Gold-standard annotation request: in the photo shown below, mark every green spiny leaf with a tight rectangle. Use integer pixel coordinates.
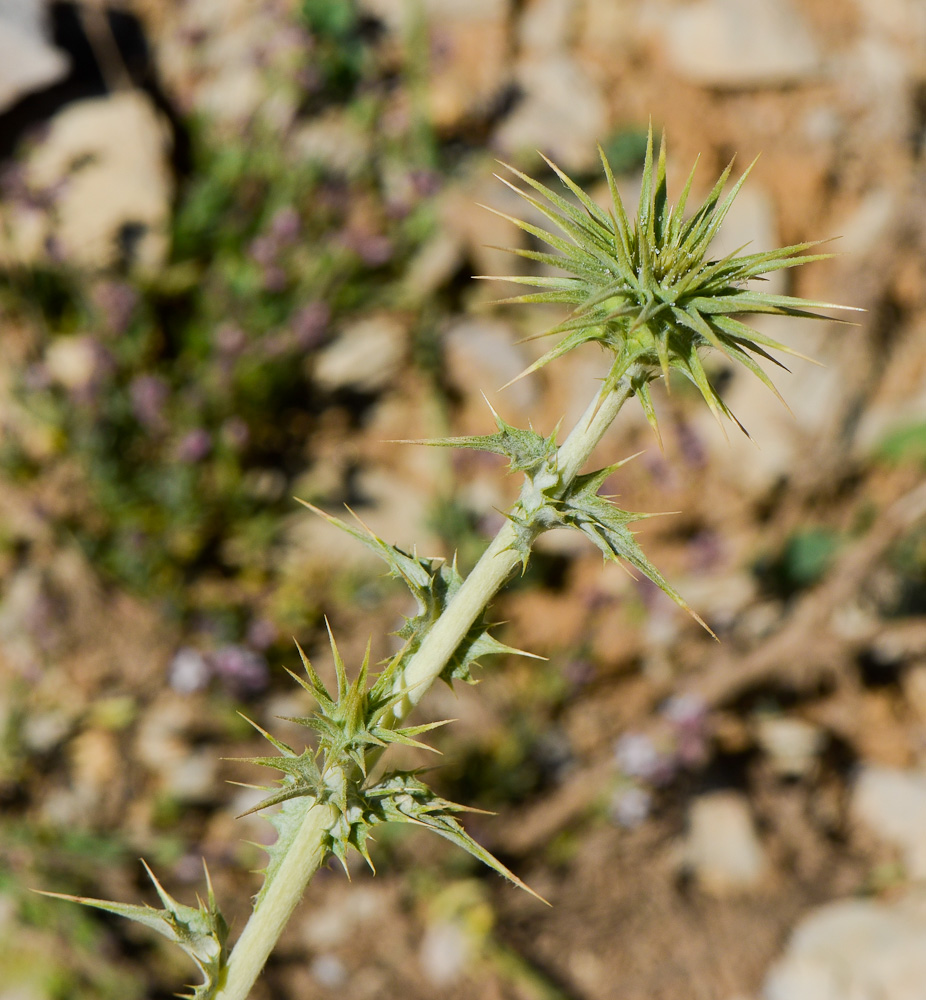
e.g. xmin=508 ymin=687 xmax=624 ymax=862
xmin=488 ymin=125 xmax=856 ymax=437
xmin=365 ymin=771 xmax=548 ymax=903
xmin=37 ymin=861 xmax=228 ymax=999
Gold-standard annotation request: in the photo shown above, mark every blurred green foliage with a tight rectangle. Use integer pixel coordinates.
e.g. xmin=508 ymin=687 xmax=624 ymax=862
xmin=755 ymin=528 xmax=842 ymax=598
xmin=875 ymin=422 xmax=926 ymax=466
xmin=0 ymin=107 xmax=438 ymax=635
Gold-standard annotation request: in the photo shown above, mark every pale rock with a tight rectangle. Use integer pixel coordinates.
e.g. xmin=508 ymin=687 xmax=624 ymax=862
xmin=423 ymin=0 xmax=507 ymax=15
xmin=21 ymin=710 xmax=71 ymax=754
xmin=0 ymin=567 xmax=46 ymax=673
xmin=754 ymin=715 xmax=826 ymax=779
xmin=663 ymin=0 xmax=821 ymax=89
xmin=696 ymin=315 xmax=844 ymax=492
xmin=292 ymin=111 xmax=373 ymax=178
xmin=851 ymin=0 xmax=926 ymax=50
xmin=20 ymin=91 xmax=173 ymax=271
xmin=400 ymin=230 xmax=464 ymax=305
xmin=313 ymin=315 xmax=407 ymax=392
xmin=419 ymin=919 xmax=472 ymax=985
xmin=517 ymin=0 xmax=575 ymax=53
xmin=493 ymin=54 xmax=608 ymax=174
xmin=425 ymin=13 xmax=509 ymax=128
xmin=360 ymin=0 xmax=507 ymax=35
xmin=310 ymin=955 xmax=348 ymax=988
xmin=834 ymin=38 xmax=911 ymax=145
xmin=902 ymin=666 xmax=926 ymax=727
xmin=672 ymin=571 xmax=758 ymax=632
xmin=852 ymin=765 xmax=926 ymax=878
xmin=682 ymin=790 xmax=768 ymax=895
xmin=442 ymin=317 xmax=538 ymax=417
xmin=0 ymin=0 xmax=68 ymax=113
xmin=577 ymin=0 xmax=636 ymax=62
xmin=155 ymin=0 xmax=300 ymax=125
xmin=133 ymin=696 xmax=218 ymax=803
xmin=351 ymin=465 xmax=441 ymax=555
xmin=44 ymin=337 xmax=99 ymax=391
xmin=833 ymin=188 xmax=897 ymax=259
xmin=763 ymin=893 xmax=926 ymax=1000
xmin=301 ymin=886 xmax=384 ymax=948
xmin=163 ymin=747 xmax=220 ymax=802
xmin=438 ymin=171 xmax=529 ymax=302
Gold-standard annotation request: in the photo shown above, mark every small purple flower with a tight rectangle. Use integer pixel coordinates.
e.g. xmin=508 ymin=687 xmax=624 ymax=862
xmin=269 ymin=206 xmax=301 ymax=245
xmin=675 ymin=419 xmax=708 ymax=467
xmin=246 ymin=617 xmax=277 ymax=651
xmin=130 ymin=374 xmax=170 ymax=431
xmin=610 ymin=786 xmax=653 ymax=829
xmin=662 ymin=693 xmax=707 ymax=730
xmin=262 ymin=265 xmax=288 ymax=292
xmin=221 ymin=416 xmax=250 ymax=451
xmin=291 ymin=301 xmax=330 ymax=350
xmin=409 ymin=169 xmax=442 ymax=199
xmin=215 ymin=323 xmax=247 ymax=356
xmin=614 ymin=732 xmax=675 ymax=785
xmin=176 ymin=428 xmax=212 ymax=463
xmin=93 ymin=281 xmax=139 ymax=336
xmin=249 ymin=235 xmax=278 ymax=268
xmin=22 ymin=363 xmax=51 ymax=391
xmin=210 ymin=644 xmax=269 ymax=697
xmin=662 ymin=694 xmax=710 ymax=768
xmin=168 ymin=647 xmax=211 ymax=693
xmin=338 ymin=228 xmax=393 ymax=267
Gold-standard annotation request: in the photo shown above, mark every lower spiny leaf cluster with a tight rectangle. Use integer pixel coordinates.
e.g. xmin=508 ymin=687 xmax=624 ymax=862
xmin=38 ymin=862 xmax=229 ymax=1000
xmin=239 ymin=624 xmax=537 ymax=897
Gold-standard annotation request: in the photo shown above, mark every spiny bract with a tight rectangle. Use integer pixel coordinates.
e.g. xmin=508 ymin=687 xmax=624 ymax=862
xmin=486 ymin=126 xmax=854 ymax=439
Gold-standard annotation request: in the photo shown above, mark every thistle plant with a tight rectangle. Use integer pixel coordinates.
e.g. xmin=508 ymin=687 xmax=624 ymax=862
xmin=43 ymin=129 xmax=852 ymax=999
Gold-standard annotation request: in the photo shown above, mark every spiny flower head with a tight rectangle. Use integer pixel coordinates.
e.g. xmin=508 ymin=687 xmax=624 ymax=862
xmin=486 ymin=127 xmax=855 ymax=438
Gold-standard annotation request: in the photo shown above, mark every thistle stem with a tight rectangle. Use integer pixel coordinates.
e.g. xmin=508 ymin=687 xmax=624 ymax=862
xmin=216 ymin=803 xmax=336 ymax=1000
xmin=217 ymin=363 xmax=640 ymax=1000
xmin=396 ymin=363 xmax=640 ymax=716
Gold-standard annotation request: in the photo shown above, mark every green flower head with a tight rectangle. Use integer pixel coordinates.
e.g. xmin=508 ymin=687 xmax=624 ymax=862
xmin=485 ymin=127 xmax=855 ymax=439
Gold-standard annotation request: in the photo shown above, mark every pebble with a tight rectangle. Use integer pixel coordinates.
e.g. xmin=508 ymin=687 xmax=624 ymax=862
xmin=310 ymin=954 xmax=348 ymax=988
xmin=313 ymin=315 xmax=407 ymax=393
xmin=493 ymin=54 xmax=607 ymax=173
xmin=0 ymin=0 xmax=68 ymax=113
xmin=763 ymin=892 xmax=926 ymax=1000
xmin=418 ymin=919 xmax=471 ymax=986
xmin=442 ymin=317 xmax=537 ymax=419
xmin=755 ymin=715 xmax=826 ymax=779
xmin=20 ymin=91 xmax=173 ymax=270
xmin=301 ymin=886 xmax=384 ymax=949
xmin=517 ymin=0 xmax=575 ymax=53
xmin=681 ymin=791 xmax=768 ymax=895
xmin=662 ymin=0 xmax=821 ymax=89
xmin=851 ymin=765 xmax=926 ymax=878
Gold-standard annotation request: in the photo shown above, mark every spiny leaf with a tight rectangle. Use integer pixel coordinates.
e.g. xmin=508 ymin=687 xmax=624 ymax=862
xmin=489 ymin=125 xmax=855 ymax=437
xmin=365 ymin=771 xmax=549 ymax=904
xmin=553 ymin=464 xmax=716 ymax=638
xmin=37 ymin=861 xmax=228 ymax=1000
xmin=398 ymin=400 xmax=559 ymax=474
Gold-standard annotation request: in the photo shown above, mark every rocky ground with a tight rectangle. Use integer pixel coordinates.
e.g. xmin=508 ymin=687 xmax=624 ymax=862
xmin=1 ymin=1 xmax=926 ymax=998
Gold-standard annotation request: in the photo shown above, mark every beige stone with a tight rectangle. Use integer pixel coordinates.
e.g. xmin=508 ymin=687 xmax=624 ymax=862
xmin=493 ymin=54 xmax=608 ymax=173
xmin=0 ymin=0 xmax=68 ymax=113
xmin=18 ymin=91 xmax=173 ymax=271
xmin=662 ymin=0 xmax=820 ymax=89
xmin=682 ymin=790 xmax=768 ymax=895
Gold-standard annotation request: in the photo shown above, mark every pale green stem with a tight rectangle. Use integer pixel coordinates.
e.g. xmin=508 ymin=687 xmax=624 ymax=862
xmin=216 ymin=804 xmax=335 ymax=1000
xmin=216 ymin=363 xmax=641 ymax=1000
xmin=395 ymin=363 xmax=640 ymax=716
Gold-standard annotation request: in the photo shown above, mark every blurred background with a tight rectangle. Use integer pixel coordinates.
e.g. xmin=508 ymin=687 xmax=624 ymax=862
xmin=1 ymin=0 xmax=925 ymax=997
